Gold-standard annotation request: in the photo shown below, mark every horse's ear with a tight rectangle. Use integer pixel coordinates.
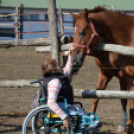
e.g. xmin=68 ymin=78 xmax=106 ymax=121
xmin=70 ymin=36 xmax=73 ymax=40
xmin=68 ymin=36 xmax=74 ymax=43
xmin=69 ymin=12 xmax=79 ymax=20
xmin=70 ymin=36 xmax=74 ymax=42
xmin=83 ymin=8 xmax=88 ymax=19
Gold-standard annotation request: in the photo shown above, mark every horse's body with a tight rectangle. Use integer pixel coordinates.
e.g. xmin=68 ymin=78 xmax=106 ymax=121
xmin=69 ymin=7 xmax=134 ymax=134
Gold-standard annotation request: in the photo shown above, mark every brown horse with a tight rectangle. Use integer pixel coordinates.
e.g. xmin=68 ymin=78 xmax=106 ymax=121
xmin=69 ymin=6 xmax=134 ymax=134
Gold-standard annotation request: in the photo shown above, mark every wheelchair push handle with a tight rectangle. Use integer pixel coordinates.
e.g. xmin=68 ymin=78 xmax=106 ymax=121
xmin=30 ymin=78 xmax=45 ymax=99
xmin=30 ymin=78 xmax=44 ymax=84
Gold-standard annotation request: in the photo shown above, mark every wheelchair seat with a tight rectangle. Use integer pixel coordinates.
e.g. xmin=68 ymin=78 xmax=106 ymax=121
xmin=46 ymin=113 xmax=60 ymax=118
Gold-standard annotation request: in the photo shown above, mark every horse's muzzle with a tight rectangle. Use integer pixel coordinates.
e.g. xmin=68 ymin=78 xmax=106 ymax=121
xmin=71 ymin=55 xmax=84 ymax=66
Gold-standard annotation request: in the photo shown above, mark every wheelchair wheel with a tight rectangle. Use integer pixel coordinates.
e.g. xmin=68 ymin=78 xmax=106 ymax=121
xmin=22 ymin=105 xmax=73 ymax=134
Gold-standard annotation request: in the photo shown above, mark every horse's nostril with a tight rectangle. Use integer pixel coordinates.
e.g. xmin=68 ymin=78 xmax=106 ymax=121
xmin=72 ymin=58 xmax=77 ymax=65
xmin=73 ymin=59 xmax=76 ymax=64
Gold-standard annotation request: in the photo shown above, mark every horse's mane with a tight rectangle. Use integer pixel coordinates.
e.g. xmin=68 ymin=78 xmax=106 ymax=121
xmin=88 ymin=6 xmax=109 ymax=13
xmin=88 ymin=6 xmax=126 ymax=16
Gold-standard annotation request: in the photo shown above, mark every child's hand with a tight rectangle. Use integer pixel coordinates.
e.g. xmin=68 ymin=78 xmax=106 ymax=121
xmin=63 ymin=117 xmax=70 ymax=128
xmin=69 ymin=45 xmax=75 ymax=54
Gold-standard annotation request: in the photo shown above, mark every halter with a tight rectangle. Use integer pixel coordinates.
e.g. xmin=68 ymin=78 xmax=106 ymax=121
xmin=73 ymin=18 xmax=100 ymax=54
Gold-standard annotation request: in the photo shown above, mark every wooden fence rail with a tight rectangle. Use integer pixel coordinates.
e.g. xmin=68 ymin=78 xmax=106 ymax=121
xmin=0 ymin=14 xmax=15 ymax=17
xmin=82 ymin=90 xmax=134 ymax=99
xmin=0 ymin=79 xmax=134 ymax=99
xmin=0 ymin=37 xmax=51 ymax=46
xmin=0 ymin=24 xmax=14 ymax=26
xmin=36 ymin=43 xmax=134 ymax=56
xmin=0 ymin=36 xmax=68 ymax=46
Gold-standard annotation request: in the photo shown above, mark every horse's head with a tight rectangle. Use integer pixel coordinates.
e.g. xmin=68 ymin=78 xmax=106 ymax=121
xmin=69 ymin=9 xmax=100 ymax=66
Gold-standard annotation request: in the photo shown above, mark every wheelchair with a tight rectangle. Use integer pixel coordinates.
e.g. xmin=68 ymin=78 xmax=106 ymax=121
xmin=22 ymin=78 xmax=102 ymax=134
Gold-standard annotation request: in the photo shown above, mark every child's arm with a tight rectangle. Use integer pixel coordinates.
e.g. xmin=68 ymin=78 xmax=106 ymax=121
xmin=47 ymin=78 xmax=68 ymax=120
xmin=63 ymin=55 xmax=73 ymax=77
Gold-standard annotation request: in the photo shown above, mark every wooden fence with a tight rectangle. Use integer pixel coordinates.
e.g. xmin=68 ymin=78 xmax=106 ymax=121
xmin=36 ymin=43 xmax=134 ymax=56
xmin=1 ymin=1 xmax=134 ymax=91
xmin=0 ymin=6 xmax=24 ymax=39
xmin=0 ymin=6 xmax=73 ymax=46
xmin=1 ymin=79 xmax=134 ymax=99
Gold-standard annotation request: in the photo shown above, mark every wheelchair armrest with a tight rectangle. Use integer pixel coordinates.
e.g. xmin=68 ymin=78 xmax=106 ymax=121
xmin=67 ymin=106 xmax=78 ymax=120
xmin=73 ymin=102 xmax=83 ymax=108
xmin=39 ymin=98 xmax=47 ymax=105
xmin=57 ymin=96 xmax=68 ymax=109
xmin=67 ymin=105 xmax=77 ymax=112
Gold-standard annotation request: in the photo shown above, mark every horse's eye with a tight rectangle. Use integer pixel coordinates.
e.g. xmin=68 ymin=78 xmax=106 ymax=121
xmin=79 ymin=31 xmax=86 ymax=36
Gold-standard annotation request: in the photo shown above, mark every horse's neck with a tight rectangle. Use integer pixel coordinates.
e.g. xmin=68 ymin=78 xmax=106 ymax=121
xmin=90 ymin=12 xmax=134 ymax=46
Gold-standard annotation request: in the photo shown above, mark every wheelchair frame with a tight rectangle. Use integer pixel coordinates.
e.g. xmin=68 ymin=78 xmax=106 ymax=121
xmin=22 ymin=78 xmax=101 ymax=134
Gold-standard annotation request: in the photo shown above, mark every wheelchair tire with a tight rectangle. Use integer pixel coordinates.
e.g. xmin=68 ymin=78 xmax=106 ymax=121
xmin=22 ymin=105 xmax=73 ymax=134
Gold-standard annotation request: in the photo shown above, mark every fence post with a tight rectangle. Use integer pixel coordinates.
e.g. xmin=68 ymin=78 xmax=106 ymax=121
xmin=113 ymin=5 xmax=115 ymax=12
xmin=15 ymin=7 xmax=18 ymax=40
xmin=47 ymin=0 xmax=60 ymax=64
xmin=58 ymin=7 xmax=64 ymax=36
xmin=20 ymin=4 xmax=24 ymax=39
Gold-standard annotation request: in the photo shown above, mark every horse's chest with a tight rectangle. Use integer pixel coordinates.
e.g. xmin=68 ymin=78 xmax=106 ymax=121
xmin=125 ymin=57 xmax=134 ymax=77
xmin=109 ymin=53 xmax=121 ymax=67
xmin=102 ymin=68 xmax=119 ymax=76
xmin=95 ymin=53 xmax=121 ymax=76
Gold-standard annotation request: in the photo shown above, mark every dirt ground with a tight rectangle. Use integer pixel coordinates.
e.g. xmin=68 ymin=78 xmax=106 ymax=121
xmin=0 ymin=46 xmax=128 ymax=134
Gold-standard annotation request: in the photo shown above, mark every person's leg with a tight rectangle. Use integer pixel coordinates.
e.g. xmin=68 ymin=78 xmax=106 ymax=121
xmin=72 ymin=104 xmax=100 ymax=128
xmin=58 ymin=102 xmax=101 ymax=132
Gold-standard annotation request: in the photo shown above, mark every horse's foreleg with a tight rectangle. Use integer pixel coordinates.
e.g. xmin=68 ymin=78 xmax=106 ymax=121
xmin=90 ymin=72 xmax=113 ymax=116
xmin=127 ymin=99 xmax=134 ymax=134
xmin=117 ymin=103 xmax=128 ymax=132
xmin=117 ymin=71 xmax=128 ymax=132
xmin=125 ymin=75 xmax=134 ymax=134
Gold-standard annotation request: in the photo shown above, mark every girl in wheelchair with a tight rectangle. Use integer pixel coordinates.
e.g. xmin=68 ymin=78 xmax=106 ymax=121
xmin=39 ymin=45 xmax=101 ymax=133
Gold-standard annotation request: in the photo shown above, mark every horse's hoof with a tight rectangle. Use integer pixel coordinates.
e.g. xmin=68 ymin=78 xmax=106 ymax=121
xmin=117 ymin=126 xmax=126 ymax=133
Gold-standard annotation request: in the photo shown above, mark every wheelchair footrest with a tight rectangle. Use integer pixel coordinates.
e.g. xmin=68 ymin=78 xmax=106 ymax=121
xmin=96 ymin=122 xmax=102 ymax=128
